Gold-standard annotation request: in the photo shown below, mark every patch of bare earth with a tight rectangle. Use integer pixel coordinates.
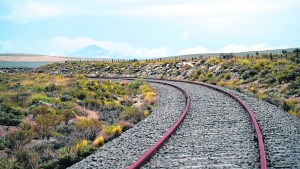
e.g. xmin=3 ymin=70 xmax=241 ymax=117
xmin=69 ymin=104 xmax=100 ymax=123
xmin=132 ymin=94 xmax=143 ymax=108
xmin=21 ymin=114 xmax=37 ymax=126
xmin=0 ymin=125 xmax=18 ymax=137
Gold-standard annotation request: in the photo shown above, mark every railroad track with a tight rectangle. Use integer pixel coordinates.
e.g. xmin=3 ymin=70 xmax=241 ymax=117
xmin=69 ymin=78 xmax=188 ymax=169
xmin=70 ymin=77 xmax=300 ymax=169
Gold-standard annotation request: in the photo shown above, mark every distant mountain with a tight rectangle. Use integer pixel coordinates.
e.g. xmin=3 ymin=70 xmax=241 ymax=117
xmin=72 ymin=45 xmax=119 ymax=58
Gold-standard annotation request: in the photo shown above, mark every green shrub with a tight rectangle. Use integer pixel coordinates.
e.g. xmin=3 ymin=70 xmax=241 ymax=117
xmin=60 ymin=94 xmax=72 ymax=102
xmin=128 ymin=80 xmax=143 ymax=91
xmin=104 ymin=100 xmax=120 ymax=110
xmin=121 ymin=107 xmax=143 ymax=123
xmin=76 ymin=119 xmax=102 ymax=139
xmin=6 ymin=128 xmax=34 ymax=149
xmin=59 ymin=109 xmax=76 ymax=123
xmin=33 ymin=85 xmax=44 ymax=92
xmin=0 ymin=111 xmax=21 ymax=126
xmin=30 ymin=105 xmax=56 ymax=117
xmin=28 ymin=93 xmax=54 ymax=105
xmin=241 ymin=70 xmax=256 ymax=80
xmin=82 ymin=98 xmax=102 ymax=110
xmin=224 ymin=73 xmax=231 ymax=80
xmin=35 ymin=112 xmax=62 ymax=138
xmin=14 ymin=150 xmax=39 ymax=169
xmin=75 ymin=139 xmax=95 ymax=157
xmin=75 ymin=139 xmax=88 ymax=151
xmin=139 ymin=84 xmax=153 ymax=94
xmin=0 ymin=138 xmax=9 ymax=150
xmin=121 ymin=95 xmax=133 ymax=106
xmin=42 ymin=159 xmax=60 ymax=169
xmin=10 ymin=92 xmax=31 ymax=107
xmin=0 ymin=102 xmax=22 ymax=116
xmin=0 ymin=158 xmax=17 ymax=169
xmin=57 ymin=146 xmax=77 ymax=167
xmin=72 ymin=90 xmax=87 ymax=100
xmin=104 ymin=125 xmax=122 ymax=136
xmin=285 ymin=98 xmax=297 ymax=110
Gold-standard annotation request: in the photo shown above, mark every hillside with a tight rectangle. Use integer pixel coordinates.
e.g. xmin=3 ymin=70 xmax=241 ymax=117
xmin=37 ymin=53 xmax=300 ymax=118
xmin=0 ymin=73 xmax=156 ymax=168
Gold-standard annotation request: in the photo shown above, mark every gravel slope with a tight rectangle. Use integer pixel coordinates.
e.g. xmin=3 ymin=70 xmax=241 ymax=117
xmin=69 ymin=82 xmax=186 ymax=169
xmin=144 ymin=80 xmax=260 ymax=168
xmin=224 ymin=88 xmax=300 ymax=168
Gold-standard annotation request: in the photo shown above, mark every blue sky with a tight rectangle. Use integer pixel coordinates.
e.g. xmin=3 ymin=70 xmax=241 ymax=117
xmin=0 ymin=0 xmax=299 ymax=59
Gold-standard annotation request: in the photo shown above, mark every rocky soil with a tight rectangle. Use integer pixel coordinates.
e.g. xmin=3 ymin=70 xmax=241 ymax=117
xmin=69 ymin=81 xmax=186 ymax=168
xmin=144 ymin=80 xmax=260 ymax=168
xmin=224 ymin=87 xmax=300 ymax=168
xmin=70 ymin=79 xmax=300 ymax=168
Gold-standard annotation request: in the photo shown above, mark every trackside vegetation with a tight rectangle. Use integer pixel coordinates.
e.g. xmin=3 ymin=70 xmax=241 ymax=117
xmin=35 ymin=51 xmax=300 ymax=117
xmin=0 ymin=73 xmax=156 ymax=168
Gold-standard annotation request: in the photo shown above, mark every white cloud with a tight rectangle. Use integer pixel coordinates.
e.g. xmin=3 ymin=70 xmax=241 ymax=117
xmin=181 ymin=32 xmax=190 ymax=40
xmin=177 ymin=46 xmax=209 ymax=55
xmin=48 ymin=36 xmax=169 ymax=58
xmin=2 ymin=2 xmax=73 ymax=23
xmin=114 ymin=0 xmax=296 ymax=18
xmin=218 ymin=44 xmax=289 ymax=53
xmin=102 ymin=0 xmax=300 ymax=28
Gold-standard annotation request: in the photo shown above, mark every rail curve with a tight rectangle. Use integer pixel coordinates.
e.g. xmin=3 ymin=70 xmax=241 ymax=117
xmin=96 ymin=77 xmax=267 ymax=169
xmin=97 ymin=77 xmax=191 ymax=168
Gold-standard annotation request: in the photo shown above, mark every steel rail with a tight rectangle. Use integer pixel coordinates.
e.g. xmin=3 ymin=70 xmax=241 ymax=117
xmin=162 ymin=79 xmax=267 ymax=169
xmin=94 ymin=77 xmax=267 ymax=169
xmin=95 ymin=77 xmax=191 ymax=169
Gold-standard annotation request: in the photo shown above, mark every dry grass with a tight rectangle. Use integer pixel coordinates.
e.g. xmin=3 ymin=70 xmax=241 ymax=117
xmin=92 ymin=136 xmax=104 ymax=147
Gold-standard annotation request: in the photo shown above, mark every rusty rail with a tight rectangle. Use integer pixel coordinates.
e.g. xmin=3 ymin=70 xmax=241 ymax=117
xmin=94 ymin=77 xmax=267 ymax=169
xmin=96 ymin=77 xmax=191 ymax=169
xmin=167 ymin=79 xmax=267 ymax=169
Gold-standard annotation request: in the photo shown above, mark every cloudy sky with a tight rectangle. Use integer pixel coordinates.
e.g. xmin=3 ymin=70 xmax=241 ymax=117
xmin=0 ymin=0 xmax=299 ymax=58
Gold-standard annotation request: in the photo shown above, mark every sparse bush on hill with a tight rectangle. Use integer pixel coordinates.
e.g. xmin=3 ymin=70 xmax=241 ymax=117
xmin=0 ymin=73 xmax=156 ymax=168
xmin=121 ymin=106 xmax=143 ymax=124
xmin=76 ymin=118 xmax=102 ymax=140
xmin=36 ymin=55 xmax=299 ymax=117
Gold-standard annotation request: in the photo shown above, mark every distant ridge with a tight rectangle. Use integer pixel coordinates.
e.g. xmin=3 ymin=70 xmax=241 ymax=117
xmin=157 ymin=47 xmax=299 ymax=60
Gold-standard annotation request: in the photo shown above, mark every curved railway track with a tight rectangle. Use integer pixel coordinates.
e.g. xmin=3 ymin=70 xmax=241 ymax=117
xmin=70 ymin=77 xmax=270 ymax=169
xmin=69 ymin=78 xmax=188 ymax=169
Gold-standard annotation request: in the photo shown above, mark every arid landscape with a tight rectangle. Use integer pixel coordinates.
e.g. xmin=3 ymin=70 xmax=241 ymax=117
xmin=0 ymin=0 xmax=299 ymax=168
xmin=0 ymin=73 xmax=156 ymax=168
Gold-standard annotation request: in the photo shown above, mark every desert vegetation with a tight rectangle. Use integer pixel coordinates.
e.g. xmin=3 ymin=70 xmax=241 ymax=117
xmin=35 ymin=50 xmax=300 ymax=117
xmin=0 ymin=73 xmax=156 ymax=168
xmin=193 ymin=58 xmax=300 ymax=117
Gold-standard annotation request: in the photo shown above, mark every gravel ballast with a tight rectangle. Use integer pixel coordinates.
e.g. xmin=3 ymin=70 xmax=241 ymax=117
xmin=144 ymin=80 xmax=260 ymax=168
xmin=223 ymin=87 xmax=300 ymax=168
xmin=70 ymin=79 xmax=299 ymax=169
xmin=69 ymin=82 xmax=186 ymax=169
